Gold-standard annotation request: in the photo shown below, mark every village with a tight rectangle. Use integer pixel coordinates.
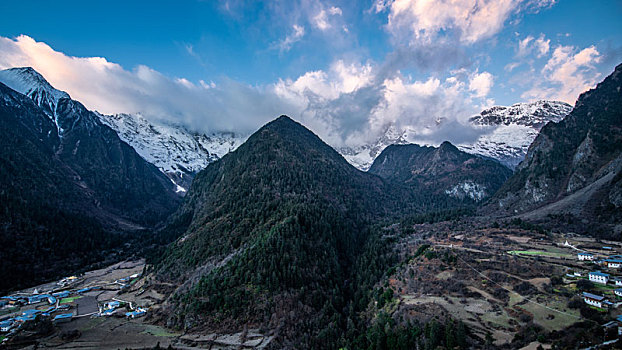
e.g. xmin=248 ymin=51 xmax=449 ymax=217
xmin=0 ymin=260 xmax=156 ymax=347
xmin=2 ymin=224 xmax=622 ymax=349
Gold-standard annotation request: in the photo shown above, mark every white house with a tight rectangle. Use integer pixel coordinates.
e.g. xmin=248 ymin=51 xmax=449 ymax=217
xmin=615 ymin=289 xmax=622 ymax=298
xmin=613 ymin=278 xmax=622 ymax=286
xmin=578 ymin=252 xmax=595 ymax=261
xmin=589 ymin=271 xmax=610 ymax=284
xmin=606 ymin=259 xmax=622 ymax=269
xmin=583 ymin=292 xmax=606 ymax=308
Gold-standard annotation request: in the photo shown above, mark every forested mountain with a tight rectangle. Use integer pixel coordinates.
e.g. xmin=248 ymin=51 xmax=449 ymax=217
xmin=369 ymin=142 xmax=512 ymax=202
xmin=153 ymin=116 xmax=476 ymax=348
xmin=0 ymin=69 xmax=181 ymax=293
xmin=491 ymin=64 xmax=622 ymax=232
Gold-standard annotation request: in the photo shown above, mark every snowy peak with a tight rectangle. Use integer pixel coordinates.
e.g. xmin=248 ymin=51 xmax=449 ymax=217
xmin=469 ymin=100 xmax=572 ymax=128
xmin=99 ymin=112 xmax=247 ymax=192
xmin=457 ymin=100 xmax=572 ymax=169
xmin=0 ymin=67 xmax=70 ymax=116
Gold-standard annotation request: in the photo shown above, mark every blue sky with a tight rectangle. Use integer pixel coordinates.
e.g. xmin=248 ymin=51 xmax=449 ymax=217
xmin=0 ymin=0 xmax=620 ymax=146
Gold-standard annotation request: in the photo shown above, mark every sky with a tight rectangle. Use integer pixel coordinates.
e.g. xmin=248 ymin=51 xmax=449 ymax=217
xmin=0 ymin=0 xmax=620 ymax=148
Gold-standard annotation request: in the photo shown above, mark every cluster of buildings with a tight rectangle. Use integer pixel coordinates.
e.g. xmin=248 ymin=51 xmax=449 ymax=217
xmin=97 ymin=299 xmax=146 ymax=319
xmin=1 ymin=271 xmax=146 ymax=344
xmin=576 ymin=251 xmax=622 ymax=310
xmin=0 ymin=290 xmax=77 ymax=337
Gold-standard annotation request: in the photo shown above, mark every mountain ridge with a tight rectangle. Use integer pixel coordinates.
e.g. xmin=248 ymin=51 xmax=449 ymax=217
xmin=369 ymin=141 xmax=512 ymax=202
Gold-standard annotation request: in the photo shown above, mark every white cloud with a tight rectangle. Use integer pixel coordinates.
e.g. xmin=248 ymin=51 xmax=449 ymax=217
xmin=534 ymin=35 xmax=550 ymax=57
xmin=275 ymin=61 xmax=489 ymax=147
xmin=312 ymin=6 xmax=342 ymax=31
xmin=468 ymin=71 xmax=494 ymax=97
xmin=371 ymin=0 xmax=557 ymax=72
xmin=375 ymin=0 xmax=524 ymax=45
xmin=518 ymin=35 xmax=534 ymax=56
xmin=0 ymin=35 xmax=490 ymax=151
xmin=504 ymin=62 xmax=521 ymax=72
xmin=328 ymin=6 xmax=342 ymax=15
xmin=522 ymin=44 xmax=602 ymax=103
xmin=517 ymin=33 xmax=549 ymax=58
xmin=0 ymin=35 xmax=289 ymax=133
xmin=277 ymin=24 xmax=305 ymax=52
xmin=274 ymin=60 xmax=374 ymax=109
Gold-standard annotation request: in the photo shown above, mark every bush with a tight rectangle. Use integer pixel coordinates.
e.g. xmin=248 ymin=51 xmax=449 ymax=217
xmin=576 ymin=279 xmax=593 ymax=291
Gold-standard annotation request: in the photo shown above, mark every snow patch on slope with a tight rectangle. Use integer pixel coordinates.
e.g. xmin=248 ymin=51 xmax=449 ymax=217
xmin=457 ymin=100 xmax=572 ymax=169
xmin=445 ymin=182 xmax=487 ymax=202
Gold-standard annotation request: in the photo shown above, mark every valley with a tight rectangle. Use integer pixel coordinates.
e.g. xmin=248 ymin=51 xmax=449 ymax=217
xmin=2 ymin=218 xmax=622 ymax=349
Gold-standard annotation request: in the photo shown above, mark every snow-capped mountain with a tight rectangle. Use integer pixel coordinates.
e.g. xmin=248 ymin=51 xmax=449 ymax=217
xmin=457 ymin=100 xmax=572 ymax=169
xmin=339 ymin=100 xmax=572 ymax=171
xmin=0 ymin=67 xmax=572 ymax=183
xmin=98 ymin=113 xmax=246 ymax=192
xmin=0 ymin=66 xmax=246 ymax=193
xmin=0 ymin=67 xmax=180 ymax=227
xmin=338 ymin=125 xmax=411 ymax=171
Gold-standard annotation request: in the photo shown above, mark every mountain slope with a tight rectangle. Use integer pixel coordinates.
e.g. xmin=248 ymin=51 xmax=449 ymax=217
xmin=98 ymin=112 xmax=246 ymax=192
xmin=0 ymin=82 xmax=122 ymax=293
xmin=490 ymin=64 xmax=622 ymax=231
xmin=369 ymin=141 xmax=512 ymax=202
xmin=0 ymin=67 xmax=70 ymax=117
xmin=0 ymin=68 xmax=182 ymax=293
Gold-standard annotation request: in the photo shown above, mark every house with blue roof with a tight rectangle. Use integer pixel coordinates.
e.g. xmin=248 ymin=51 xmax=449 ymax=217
xmin=589 ymin=271 xmax=610 ymax=284
xmin=125 ymin=308 xmax=146 ymax=319
xmin=27 ymin=294 xmax=48 ymax=304
xmin=22 ymin=309 xmax=40 ymax=316
xmin=52 ymin=291 xmax=70 ymax=298
xmin=605 ymin=259 xmax=622 ymax=269
xmin=52 ymin=313 xmax=73 ymax=324
xmin=583 ymin=292 xmax=607 ymax=308
xmin=101 ymin=309 xmax=116 ymax=317
xmin=106 ymin=301 xmax=120 ymax=310
xmin=615 ymin=289 xmax=622 ymax=298
xmin=0 ymin=320 xmax=13 ymax=332
xmin=15 ymin=314 xmax=36 ymax=322
xmin=3 ymin=296 xmax=25 ymax=306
